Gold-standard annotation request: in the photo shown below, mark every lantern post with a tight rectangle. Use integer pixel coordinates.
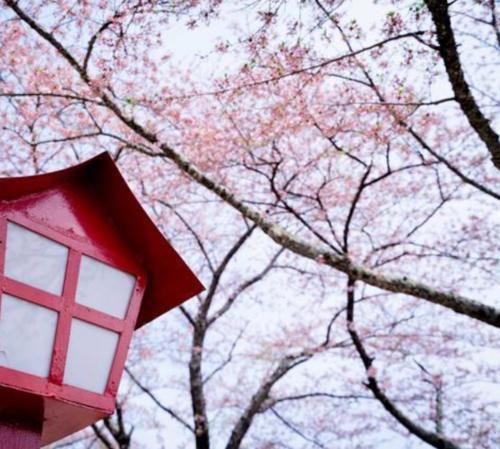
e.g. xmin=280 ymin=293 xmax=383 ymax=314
xmin=0 ymin=153 xmax=203 ymax=448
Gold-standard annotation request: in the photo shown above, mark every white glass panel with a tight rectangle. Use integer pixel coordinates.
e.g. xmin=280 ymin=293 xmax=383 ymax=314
xmin=76 ymin=255 xmax=135 ymax=319
xmin=63 ymin=319 xmax=119 ymax=394
xmin=0 ymin=294 xmax=58 ymax=377
xmin=5 ymin=222 xmax=68 ymax=295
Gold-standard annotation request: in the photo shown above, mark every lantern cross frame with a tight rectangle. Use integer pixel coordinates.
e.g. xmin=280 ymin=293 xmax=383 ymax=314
xmin=0 ymin=212 xmax=147 ymax=410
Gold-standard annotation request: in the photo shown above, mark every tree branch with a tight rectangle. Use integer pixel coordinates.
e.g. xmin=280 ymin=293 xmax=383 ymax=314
xmin=91 ymin=424 xmax=114 ymax=449
xmin=225 ymin=353 xmax=311 ymax=449
xmin=269 ymin=407 xmax=327 ymax=449
xmin=124 ymin=367 xmax=194 ymax=433
xmin=345 ymin=278 xmax=462 ymax=449
xmin=425 ymin=0 xmax=500 ymax=169
xmin=8 ymin=0 xmax=500 ymax=329
xmin=208 ymin=249 xmax=284 ymax=325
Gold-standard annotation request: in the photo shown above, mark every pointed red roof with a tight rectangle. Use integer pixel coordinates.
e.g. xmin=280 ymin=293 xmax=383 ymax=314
xmin=0 ymin=152 xmax=203 ymax=328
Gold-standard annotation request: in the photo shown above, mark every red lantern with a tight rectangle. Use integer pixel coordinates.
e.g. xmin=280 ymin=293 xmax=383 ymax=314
xmin=0 ymin=153 xmax=203 ymax=448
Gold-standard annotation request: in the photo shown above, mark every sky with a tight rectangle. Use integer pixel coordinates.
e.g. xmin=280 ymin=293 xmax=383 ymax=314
xmin=64 ymin=2 xmax=499 ymax=448
xmin=0 ymin=1 xmax=495 ymax=447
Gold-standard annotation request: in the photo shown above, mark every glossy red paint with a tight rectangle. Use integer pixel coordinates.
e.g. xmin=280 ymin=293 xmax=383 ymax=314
xmin=0 ymin=388 xmax=43 ymax=449
xmin=0 ymin=153 xmax=203 ymax=446
xmin=0 ymin=420 xmax=42 ymax=449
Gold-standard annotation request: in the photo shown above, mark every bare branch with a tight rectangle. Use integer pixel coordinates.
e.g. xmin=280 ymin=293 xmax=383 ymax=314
xmin=225 ymin=354 xmax=311 ymax=449
xmin=0 ymin=92 xmax=104 ymax=105
xmin=208 ymin=249 xmax=284 ymax=325
xmin=91 ymin=424 xmax=114 ymax=449
xmin=267 ymin=391 xmax=374 ymax=406
xmin=157 ymin=200 xmax=216 ymax=274
xmin=203 ymin=328 xmax=245 ymax=384
xmin=179 ymin=305 xmax=196 ymax=327
xmin=345 ymin=278 xmax=462 ymax=449
xmin=124 ymin=367 xmax=194 ymax=433
xmin=270 ymin=407 xmax=327 ymax=449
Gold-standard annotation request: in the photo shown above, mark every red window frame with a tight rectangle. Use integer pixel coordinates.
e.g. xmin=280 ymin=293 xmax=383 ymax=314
xmin=0 ymin=212 xmax=147 ymax=411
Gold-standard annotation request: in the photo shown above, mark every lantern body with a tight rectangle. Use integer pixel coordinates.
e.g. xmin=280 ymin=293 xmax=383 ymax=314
xmin=0 ymin=154 xmax=203 ymax=445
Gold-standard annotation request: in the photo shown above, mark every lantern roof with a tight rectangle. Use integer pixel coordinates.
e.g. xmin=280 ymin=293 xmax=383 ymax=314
xmin=0 ymin=152 xmax=203 ymax=328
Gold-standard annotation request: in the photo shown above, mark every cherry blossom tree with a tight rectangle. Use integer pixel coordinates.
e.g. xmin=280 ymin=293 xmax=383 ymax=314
xmin=0 ymin=1 xmax=499 ymax=448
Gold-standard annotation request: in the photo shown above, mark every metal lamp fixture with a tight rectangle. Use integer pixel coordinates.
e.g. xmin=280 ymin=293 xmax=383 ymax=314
xmin=0 ymin=153 xmax=203 ymax=448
